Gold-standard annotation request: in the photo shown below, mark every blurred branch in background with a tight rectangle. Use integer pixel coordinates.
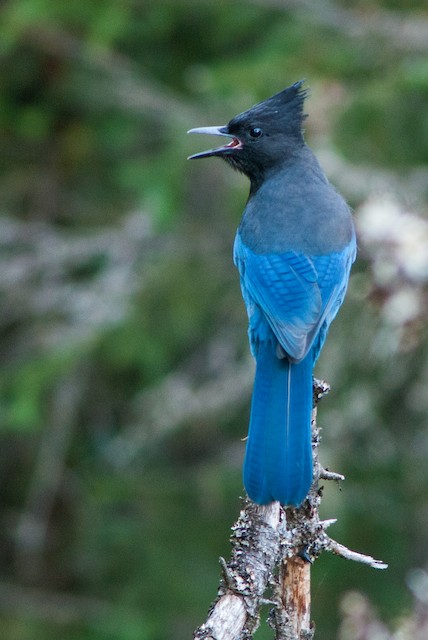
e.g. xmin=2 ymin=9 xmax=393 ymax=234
xmin=15 ymin=367 xmax=89 ymax=584
xmin=339 ymin=576 xmax=428 ymax=640
xmin=248 ymin=0 xmax=428 ymax=51
xmin=0 ymin=1 xmax=427 ymax=639
xmin=23 ymin=25 xmax=197 ymax=123
xmin=358 ymin=197 xmax=428 ymax=354
xmin=105 ymin=343 xmax=253 ymax=469
xmin=0 ymin=211 xmax=160 ymax=351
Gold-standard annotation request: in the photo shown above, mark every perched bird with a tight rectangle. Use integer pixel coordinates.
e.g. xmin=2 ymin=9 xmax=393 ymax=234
xmin=188 ymin=81 xmax=356 ymax=506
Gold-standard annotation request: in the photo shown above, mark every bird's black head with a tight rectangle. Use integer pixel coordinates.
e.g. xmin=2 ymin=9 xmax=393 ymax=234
xmin=188 ymin=81 xmax=308 ymax=186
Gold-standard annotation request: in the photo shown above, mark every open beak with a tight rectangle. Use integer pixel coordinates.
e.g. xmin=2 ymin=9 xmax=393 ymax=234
xmin=187 ymin=126 xmax=242 ymax=160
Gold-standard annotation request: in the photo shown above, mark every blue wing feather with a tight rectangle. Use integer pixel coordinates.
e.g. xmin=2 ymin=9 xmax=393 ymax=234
xmin=234 ymin=233 xmax=356 ymax=361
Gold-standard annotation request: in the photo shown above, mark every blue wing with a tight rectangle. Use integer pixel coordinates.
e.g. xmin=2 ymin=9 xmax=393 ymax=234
xmin=233 ymin=233 xmax=356 ymax=362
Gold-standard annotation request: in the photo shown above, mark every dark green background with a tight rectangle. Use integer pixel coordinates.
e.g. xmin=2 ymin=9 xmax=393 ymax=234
xmin=0 ymin=1 xmax=427 ymax=638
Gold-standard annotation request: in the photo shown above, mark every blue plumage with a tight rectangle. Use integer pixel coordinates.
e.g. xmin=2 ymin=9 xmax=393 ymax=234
xmin=188 ymin=81 xmax=356 ymax=506
xmin=234 ymin=239 xmax=355 ymax=505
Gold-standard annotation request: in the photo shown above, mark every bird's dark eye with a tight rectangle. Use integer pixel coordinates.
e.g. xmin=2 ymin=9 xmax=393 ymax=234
xmin=249 ymin=127 xmax=263 ymax=139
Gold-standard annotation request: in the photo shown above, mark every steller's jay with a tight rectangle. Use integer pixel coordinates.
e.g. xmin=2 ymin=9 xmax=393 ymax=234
xmin=188 ymin=81 xmax=356 ymax=506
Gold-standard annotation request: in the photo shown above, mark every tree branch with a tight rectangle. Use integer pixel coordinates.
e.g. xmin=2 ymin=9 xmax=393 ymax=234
xmin=193 ymin=379 xmax=387 ymax=640
xmin=194 ymin=500 xmax=282 ymax=639
xmin=325 ymin=540 xmax=388 ymax=571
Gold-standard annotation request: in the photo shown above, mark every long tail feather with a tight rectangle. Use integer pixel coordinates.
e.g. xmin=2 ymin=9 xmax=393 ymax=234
xmin=243 ymin=342 xmax=313 ymax=506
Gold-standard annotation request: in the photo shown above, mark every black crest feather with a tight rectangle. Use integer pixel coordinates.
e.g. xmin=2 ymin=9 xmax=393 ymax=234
xmin=229 ymin=80 xmax=308 ymax=138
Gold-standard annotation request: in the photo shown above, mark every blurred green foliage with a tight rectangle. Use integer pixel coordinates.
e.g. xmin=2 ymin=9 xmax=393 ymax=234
xmin=0 ymin=1 xmax=428 ymax=639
